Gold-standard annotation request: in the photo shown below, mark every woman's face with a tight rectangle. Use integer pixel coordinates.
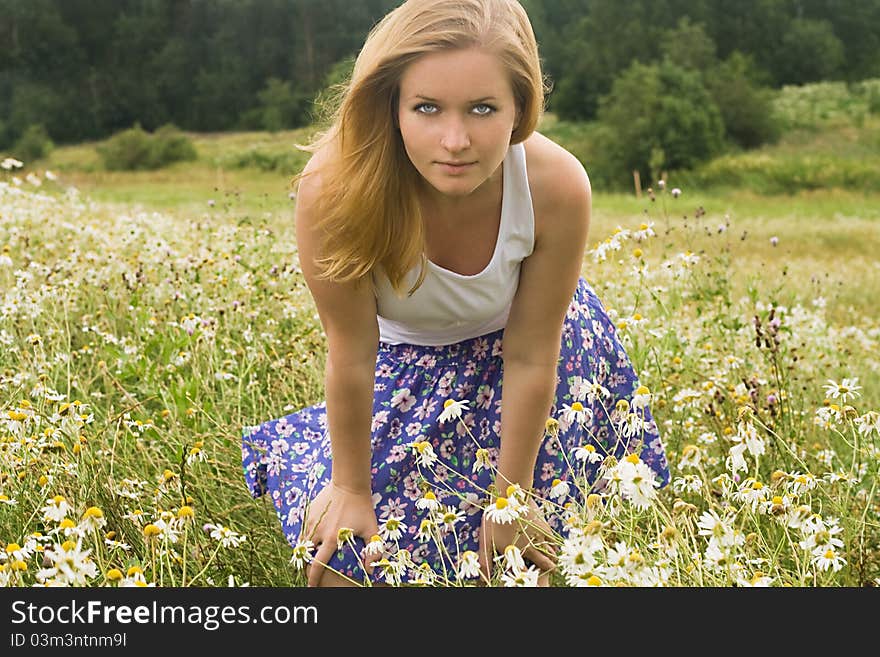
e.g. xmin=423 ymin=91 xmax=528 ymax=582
xmin=397 ymin=47 xmax=520 ymax=208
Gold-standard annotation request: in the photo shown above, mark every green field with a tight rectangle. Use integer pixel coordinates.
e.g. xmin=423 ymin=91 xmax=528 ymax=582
xmin=1 ymin=98 xmax=878 ymax=587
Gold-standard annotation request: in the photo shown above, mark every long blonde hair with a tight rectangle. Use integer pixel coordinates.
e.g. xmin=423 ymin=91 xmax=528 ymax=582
xmin=292 ymin=0 xmax=550 ymax=297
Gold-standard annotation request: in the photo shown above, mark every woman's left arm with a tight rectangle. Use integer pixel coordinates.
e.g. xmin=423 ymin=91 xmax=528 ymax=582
xmin=496 ymin=150 xmax=591 ymax=493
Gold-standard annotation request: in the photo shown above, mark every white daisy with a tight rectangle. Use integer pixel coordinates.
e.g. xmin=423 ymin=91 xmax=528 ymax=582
xmin=438 ymin=399 xmax=470 ymax=424
xmin=484 ymin=496 xmax=520 ymax=524
xmin=457 ymin=551 xmax=481 ymax=580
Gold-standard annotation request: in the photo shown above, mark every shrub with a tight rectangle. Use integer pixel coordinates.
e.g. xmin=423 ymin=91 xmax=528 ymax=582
xmin=152 ymin=124 xmax=198 ymax=166
xmin=97 ymin=123 xmax=197 ymax=171
xmin=12 ymin=124 xmax=55 ymax=163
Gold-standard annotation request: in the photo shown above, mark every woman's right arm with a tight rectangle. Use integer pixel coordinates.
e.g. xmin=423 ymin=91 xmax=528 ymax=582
xmin=294 ymin=153 xmax=380 ymax=584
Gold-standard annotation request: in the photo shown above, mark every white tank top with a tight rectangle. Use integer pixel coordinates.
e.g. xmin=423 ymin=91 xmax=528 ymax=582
xmin=373 ymin=142 xmax=535 ymax=346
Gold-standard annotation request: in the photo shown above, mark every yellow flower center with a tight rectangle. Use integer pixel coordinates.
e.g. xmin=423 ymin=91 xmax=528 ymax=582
xmin=443 ymin=399 xmax=456 ymax=408
xmin=106 ymin=568 xmax=123 ymax=581
xmin=61 ymin=540 xmax=76 ymax=551
xmin=625 ymin=453 xmax=640 ymax=464
xmin=84 ymin=506 xmax=103 ymax=518
xmin=5 ymin=543 xmax=21 ymax=554
xmin=571 ymin=402 xmax=585 ymax=412
xmin=586 ymin=575 xmax=602 ymax=586
xmin=495 ymin=497 xmax=509 ymax=510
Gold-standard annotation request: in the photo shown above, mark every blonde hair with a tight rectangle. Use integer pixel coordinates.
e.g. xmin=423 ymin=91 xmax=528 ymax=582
xmin=292 ymin=0 xmax=550 ymax=297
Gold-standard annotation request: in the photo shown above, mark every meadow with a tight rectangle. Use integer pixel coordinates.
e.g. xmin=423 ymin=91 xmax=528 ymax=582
xmin=0 ymin=89 xmax=878 ymax=586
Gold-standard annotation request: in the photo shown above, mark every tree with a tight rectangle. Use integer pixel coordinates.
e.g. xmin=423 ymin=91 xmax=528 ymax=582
xmin=596 ymin=60 xmax=725 ymax=185
xmin=775 ymin=18 xmax=845 ymax=85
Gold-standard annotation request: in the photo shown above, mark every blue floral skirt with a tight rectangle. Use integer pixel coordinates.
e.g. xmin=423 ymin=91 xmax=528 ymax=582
xmin=241 ymin=277 xmax=669 ymax=584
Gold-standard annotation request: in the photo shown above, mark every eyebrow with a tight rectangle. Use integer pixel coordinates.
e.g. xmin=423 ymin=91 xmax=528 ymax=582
xmin=413 ymin=95 xmax=498 ymax=103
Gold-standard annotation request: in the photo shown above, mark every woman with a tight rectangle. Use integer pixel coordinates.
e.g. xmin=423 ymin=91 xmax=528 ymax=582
xmin=242 ymin=0 xmax=669 ymax=587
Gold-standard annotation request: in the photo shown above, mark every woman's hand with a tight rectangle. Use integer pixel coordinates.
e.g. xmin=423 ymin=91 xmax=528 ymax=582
xmin=478 ymin=495 xmax=557 ymax=586
xmin=303 ymin=480 xmax=380 ymax=587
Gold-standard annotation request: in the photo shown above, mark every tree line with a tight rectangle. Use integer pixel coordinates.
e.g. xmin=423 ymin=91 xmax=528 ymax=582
xmin=1 ymin=0 xmax=878 ymax=168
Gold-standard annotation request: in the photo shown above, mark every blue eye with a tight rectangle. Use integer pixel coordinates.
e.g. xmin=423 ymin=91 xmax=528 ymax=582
xmin=414 ymin=103 xmax=496 ymax=115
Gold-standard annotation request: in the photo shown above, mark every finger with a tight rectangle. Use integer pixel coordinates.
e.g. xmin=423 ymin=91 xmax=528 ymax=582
xmin=308 ymin=542 xmax=335 ymax=588
xmin=523 ymin=545 xmax=556 ymax=573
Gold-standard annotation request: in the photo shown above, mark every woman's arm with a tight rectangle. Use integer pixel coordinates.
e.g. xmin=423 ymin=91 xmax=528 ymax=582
xmin=478 ymin=147 xmax=591 ymax=581
xmin=497 ymin=148 xmax=591 ymax=492
xmin=294 ymin=153 xmax=380 ymax=584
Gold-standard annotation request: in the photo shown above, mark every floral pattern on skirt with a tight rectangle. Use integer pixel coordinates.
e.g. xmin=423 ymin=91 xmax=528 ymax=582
xmin=241 ymin=277 xmax=669 ymax=584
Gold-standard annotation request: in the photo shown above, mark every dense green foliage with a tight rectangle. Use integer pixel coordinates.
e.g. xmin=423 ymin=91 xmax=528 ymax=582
xmin=3 ymin=0 xmax=879 ymax=149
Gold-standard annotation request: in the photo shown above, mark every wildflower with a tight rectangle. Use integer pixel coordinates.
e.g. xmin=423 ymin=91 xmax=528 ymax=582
xmin=500 ymin=564 xmax=541 ymax=587
xmin=812 ymin=548 xmax=846 ymax=573
xmin=289 ymin=540 xmax=315 ymax=569
xmin=498 ymin=545 xmax=527 ymax=573
xmin=5 ymin=542 xmax=30 ymax=562
xmin=438 ymin=505 xmax=465 ymax=529
xmin=697 ymin=510 xmax=740 ymax=548
xmin=737 ymin=571 xmax=773 ymax=587
xmin=43 ymin=539 xmax=99 ymax=586
xmin=574 ymin=442 xmax=603 ymax=464
xmin=473 ymin=448 xmax=491 ymax=473
xmin=408 ymin=440 xmax=438 ymax=468
xmin=177 ymin=505 xmax=195 ymax=520
xmin=80 ymin=506 xmax=107 ymax=532
xmin=726 ymin=441 xmax=749 ymax=475
xmin=363 ymin=535 xmax=385 ymax=557
xmin=106 ymin=568 xmax=123 ymax=582
xmin=631 ymin=385 xmax=652 ymax=411
xmin=671 ymin=188 xmax=681 ymax=198
xmin=799 ymin=518 xmax=844 ymax=553
xmin=549 ymin=478 xmax=570 ymax=500
xmin=378 ymin=516 xmax=406 ymax=542
xmin=672 ymin=474 xmax=703 ymax=495
xmin=0 ymin=494 xmax=17 ymax=506
xmin=375 ymin=557 xmax=405 ymax=586
xmin=585 ymin=378 xmax=611 ymax=404
xmin=415 ymin=518 xmax=435 ymax=542
xmin=336 ymin=527 xmax=353 ymax=550
xmin=438 ymin=399 xmax=469 ymax=424
xmin=822 ymin=378 xmax=862 ymax=403
xmin=416 ymin=490 xmax=440 ymax=513
xmin=457 ymin=551 xmax=481 ymax=580
xmin=770 ymin=236 xmax=779 ymax=247
xmin=616 ymin=454 xmax=659 ymax=510
xmin=484 ymin=496 xmax=520 ymax=524
xmin=855 ymin=411 xmax=880 ymax=438
xmin=561 ymin=401 xmax=592 ymax=427
xmin=206 ymin=524 xmax=246 ymax=548
xmin=678 ymin=444 xmax=701 ymax=470
xmin=42 ymin=496 xmax=72 ymax=523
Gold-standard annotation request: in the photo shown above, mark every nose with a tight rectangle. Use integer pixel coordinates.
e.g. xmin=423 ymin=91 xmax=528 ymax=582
xmin=439 ymin=117 xmax=471 ymax=153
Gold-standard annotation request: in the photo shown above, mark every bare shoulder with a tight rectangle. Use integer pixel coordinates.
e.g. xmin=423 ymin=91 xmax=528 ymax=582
xmin=522 ymin=131 xmax=591 ymax=238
